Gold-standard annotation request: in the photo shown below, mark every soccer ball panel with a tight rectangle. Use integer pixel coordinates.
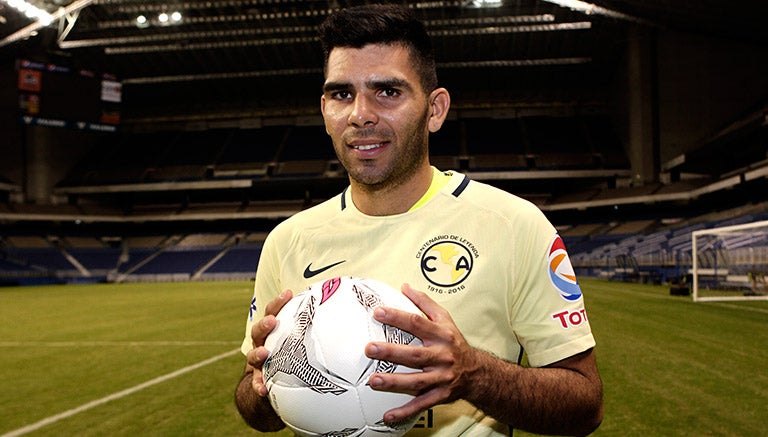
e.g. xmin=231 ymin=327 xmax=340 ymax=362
xmin=356 ymin=384 xmax=420 ymax=432
xmin=268 ymin=383 xmax=365 ymax=436
xmin=312 ymin=290 xmax=375 ymax=385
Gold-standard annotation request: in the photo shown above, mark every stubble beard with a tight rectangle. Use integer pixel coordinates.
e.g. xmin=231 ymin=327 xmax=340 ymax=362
xmin=338 ymin=115 xmax=430 ymax=193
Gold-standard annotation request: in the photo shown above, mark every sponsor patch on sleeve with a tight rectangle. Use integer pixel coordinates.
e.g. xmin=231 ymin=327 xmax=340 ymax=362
xmin=547 ymin=234 xmax=583 ymax=302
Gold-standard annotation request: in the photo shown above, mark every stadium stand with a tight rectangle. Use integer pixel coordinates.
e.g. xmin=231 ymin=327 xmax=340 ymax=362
xmin=273 ymin=125 xmax=337 ymax=177
xmin=524 ymin=116 xmax=596 ymax=170
xmin=429 ymin=119 xmax=463 ymax=171
xmin=52 ymin=115 xmax=627 ymax=182
xmin=41 ymin=113 xmax=638 ymax=225
xmin=3 ymin=203 xmax=767 ymax=287
xmin=5 ymin=98 xmax=767 ymax=289
xmin=213 ymin=126 xmax=286 ymax=177
xmin=7 ymin=104 xmax=767 ymax=287
xmin=466 ymin=118 xmax=529 ymax=171
xmin=58 ymin=131 xmax=180 ymax=186
xmin=567 ymin=205 xmax=768 ymax=284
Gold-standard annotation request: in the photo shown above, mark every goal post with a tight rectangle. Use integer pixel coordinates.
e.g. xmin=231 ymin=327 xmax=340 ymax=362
xmin=692 ymin=220 xmax=768 ymax=302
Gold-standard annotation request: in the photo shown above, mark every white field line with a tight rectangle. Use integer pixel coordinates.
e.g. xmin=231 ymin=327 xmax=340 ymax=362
xmin=1 ymin=348 xmax=241 ymax=437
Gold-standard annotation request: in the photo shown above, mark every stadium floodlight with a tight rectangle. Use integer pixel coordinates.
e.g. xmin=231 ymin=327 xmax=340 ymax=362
xmin=541 ymin=0 xmax=649 ymax=24
xmin=2 ymin=0 xmax=53 ymax=25
xmin=135 ymin=14 xmax=149 ymax=28
xmin=157 ymin=11 xmax=183 ymax=26
xmin=0 ymin=0 xmax=93 ymax=48
xmin=467 ymin=0 xmax=503 ymax=7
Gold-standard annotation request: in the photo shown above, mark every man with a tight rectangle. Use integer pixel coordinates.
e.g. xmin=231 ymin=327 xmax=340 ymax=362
xmin=235 ymin=4 xmax=603 ymax=436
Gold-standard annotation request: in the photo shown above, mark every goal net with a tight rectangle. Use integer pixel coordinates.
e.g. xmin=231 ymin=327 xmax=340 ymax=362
xmin=692 ymin=220 xmax=768 ymax=302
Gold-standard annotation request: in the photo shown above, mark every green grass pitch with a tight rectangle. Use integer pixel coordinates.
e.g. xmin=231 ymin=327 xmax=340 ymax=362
xmin=1 ymin=278 xmax=766 ymax=436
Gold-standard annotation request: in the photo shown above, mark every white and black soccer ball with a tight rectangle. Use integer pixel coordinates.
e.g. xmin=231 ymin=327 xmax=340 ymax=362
xmin=263 ymin=276 xmax=424 ymax=437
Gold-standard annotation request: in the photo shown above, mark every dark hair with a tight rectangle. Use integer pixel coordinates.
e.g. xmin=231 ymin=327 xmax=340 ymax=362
xmin=318 ymin=4 xmax=438 ymax=93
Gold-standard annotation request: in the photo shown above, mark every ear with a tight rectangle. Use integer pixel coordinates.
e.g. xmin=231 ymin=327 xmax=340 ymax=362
xmin=320 ymin=94 xmax=331 ymax=135
xmin=427 ymin=87 xmax=451 ymax=133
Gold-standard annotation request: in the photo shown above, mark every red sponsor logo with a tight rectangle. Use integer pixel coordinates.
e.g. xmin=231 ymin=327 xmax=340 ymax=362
xmin=552 ymin=308 xmax=588 ymax=329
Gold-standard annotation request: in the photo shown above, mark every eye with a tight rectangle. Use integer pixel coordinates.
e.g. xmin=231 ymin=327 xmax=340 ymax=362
xmin=379 ymin=88 xmax=400 ymax=98
xmin=330 ymin=90 xmax=353 ymax=101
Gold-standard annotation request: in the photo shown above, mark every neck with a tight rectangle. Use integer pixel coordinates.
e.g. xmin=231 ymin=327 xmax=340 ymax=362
xmin=350 ymin=164 xmax=433 ymax=216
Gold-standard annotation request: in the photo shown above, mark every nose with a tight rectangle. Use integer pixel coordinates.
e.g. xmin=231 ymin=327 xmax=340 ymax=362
xmin=348 ymin=94 xmax=378 ymax=127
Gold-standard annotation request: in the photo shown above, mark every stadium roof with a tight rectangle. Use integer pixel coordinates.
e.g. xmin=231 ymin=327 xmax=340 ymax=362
xmin=0 ymin=1 xmax=766 ymax=233
xmin=2 ymin=0 xmax=765 ymax=124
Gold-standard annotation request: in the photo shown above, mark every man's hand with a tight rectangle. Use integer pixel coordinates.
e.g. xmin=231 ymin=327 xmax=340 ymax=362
xmin=363 ymin=284 xmax=603 ymax=435
xmin=235 ymin=290 xmax=293 ymax=431
xmin=364 ymin=283 xmax=478 ymax=422
xmin=245 ymin=289 xmax=293 ymax=396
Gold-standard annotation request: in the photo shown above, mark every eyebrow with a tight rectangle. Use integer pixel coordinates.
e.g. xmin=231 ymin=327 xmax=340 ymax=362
xmin=322 ymin=81 xmax=350 ymax=94
xmin=322 ymin=78 xmax=414 ymax=94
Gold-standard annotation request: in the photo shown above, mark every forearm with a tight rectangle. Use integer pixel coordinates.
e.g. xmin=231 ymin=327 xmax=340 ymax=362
xmin=465 ymin=349 xmax=603 ymax=436
xmin=234 ymin=371 xmax=285 ymax=432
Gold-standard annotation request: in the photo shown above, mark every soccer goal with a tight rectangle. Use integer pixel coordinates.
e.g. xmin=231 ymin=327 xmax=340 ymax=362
xmin=692 ymin=220 xmax=768 ymax=302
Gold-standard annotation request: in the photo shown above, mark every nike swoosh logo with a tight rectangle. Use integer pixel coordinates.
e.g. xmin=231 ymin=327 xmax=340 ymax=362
xmin=303 ymin=260 xmax=346 ymax=279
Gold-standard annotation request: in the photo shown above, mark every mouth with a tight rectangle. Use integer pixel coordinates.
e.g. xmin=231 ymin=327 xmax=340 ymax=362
xmin=350 ymin=142 xmax=385 ymax=151
xmin=346 ymin=137 xmax=390 ymax=153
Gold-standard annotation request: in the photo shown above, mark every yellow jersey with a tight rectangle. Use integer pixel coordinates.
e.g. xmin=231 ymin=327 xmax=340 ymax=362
xmin=242 ymin=168 xmax=596 ymax=436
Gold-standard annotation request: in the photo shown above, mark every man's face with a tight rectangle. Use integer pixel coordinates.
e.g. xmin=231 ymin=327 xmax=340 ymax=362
xmin=320 ymin=43 xmax=431 ymax=191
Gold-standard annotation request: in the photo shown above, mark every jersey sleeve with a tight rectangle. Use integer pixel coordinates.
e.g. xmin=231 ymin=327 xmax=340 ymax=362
xmin=240 ymin=229 xmax=285 ymax=355
xmin=508 ymin=206 xmax=596 ymax=367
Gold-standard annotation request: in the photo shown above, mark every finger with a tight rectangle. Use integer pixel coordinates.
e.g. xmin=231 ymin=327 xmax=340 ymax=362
xmin=383 ymin=389 xmax=449 ymax=424
xmin=250 ymin=369 xmax=269 ymax=397
xmin=245 ymin=349 xmax=271 ymax=397
xmin=368 ymin=365 xmax=433 ymax=395
xmin=366 ymin=341 xmax=428 ymax=370
xmin=372 ymin=305 xmax=436 ymax=343
xmin=369 ymin=372 xmax=437 ymax=423
xmin=246 ymin=345 xmax=271 ymax=369
xmin=264 ymin=289 xmax=293 ymax=316
xmin=401 ymin=283 xmax=449 ymax=322
xmin=250 ymin=315 xmax=278 ymax=348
